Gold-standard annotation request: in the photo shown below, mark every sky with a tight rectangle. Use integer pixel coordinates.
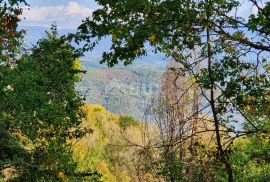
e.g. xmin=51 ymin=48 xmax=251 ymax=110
xmin=21 ymin=0 xmax=98 ymax=29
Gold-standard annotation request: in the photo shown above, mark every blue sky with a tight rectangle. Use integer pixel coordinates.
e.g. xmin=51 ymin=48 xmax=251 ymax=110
xmin=21 ymin=0 xmax=98 ymax=29
xmin=25 ymin=0 xmax=98 ymax=9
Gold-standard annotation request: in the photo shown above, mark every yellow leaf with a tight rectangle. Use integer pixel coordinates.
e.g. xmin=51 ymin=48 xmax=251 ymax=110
xmin=58 ymin=172 xmax=65 ymax=179
xmin=225 ymin=46 xmax=233 ymax=53
xmin=247 ymin=96 xmax=255 ymax=102
xmin=149 ymin=34 xmax=157 ymax=43
xmin=244 ymin=106 xmax=251 ymax=112
xmin=72 ymin=58 xmax=82 ymax=70
xmin=112 ymin=34 xmax=117 ymax=42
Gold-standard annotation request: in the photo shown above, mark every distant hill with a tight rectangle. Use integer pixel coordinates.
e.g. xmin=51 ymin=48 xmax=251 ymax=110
xmin=77 ymin=61 xmax=165 ymax=119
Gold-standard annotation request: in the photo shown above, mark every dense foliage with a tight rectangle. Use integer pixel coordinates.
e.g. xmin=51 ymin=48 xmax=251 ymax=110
xmin=73 ymin=104 xmax=159 ymax=182
xmin=0 ymin=11 xmax=90 ymax=180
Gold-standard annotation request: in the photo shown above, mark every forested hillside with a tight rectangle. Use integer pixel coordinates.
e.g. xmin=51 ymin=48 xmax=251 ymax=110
xmin=77 ymin=63 xmax=164 ymax=119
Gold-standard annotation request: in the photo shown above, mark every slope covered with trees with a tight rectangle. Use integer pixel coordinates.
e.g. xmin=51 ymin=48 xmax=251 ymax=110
xmin=72 ymin=104 xmax=160 ymax=182
xmin=77 ymin=64 xmax=163 ymax=119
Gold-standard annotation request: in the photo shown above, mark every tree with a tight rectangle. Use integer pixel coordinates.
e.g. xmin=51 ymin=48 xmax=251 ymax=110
xmin=75 ymin=0 xmax=270 ymax=181
xmin=1 ymin=26 xmax=93 ymax=181
xmin=143 ymin=61 xmax=220 ymax=181
xmin=119 ymin=114 xmax=139 ymax=129
xmin=0 ymin=0 xmax=28 ymax=178
xmin=0 ymin=0 xmax=26 ymax=65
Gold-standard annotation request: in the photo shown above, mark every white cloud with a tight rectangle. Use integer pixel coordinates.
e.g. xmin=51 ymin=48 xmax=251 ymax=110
xmin=237 ymin=2 xmax=253 ymax=18
xmin=235 ymin=0 xmax=267 ymax=20
xmin=21 ymin=1 xmax=93 ymax=29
